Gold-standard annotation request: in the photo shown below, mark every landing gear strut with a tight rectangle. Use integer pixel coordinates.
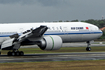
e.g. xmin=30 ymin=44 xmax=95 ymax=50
xmin=86 ymin=41 xmax=91 ymax=51
xmin=7 ymin=50 xmax=24 ymax=56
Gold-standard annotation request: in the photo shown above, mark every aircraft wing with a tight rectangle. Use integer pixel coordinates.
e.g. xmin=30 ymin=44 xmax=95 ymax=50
xmin=1 ymin=26 xmax=48 ymax=50
xmin=17 ymin=25 xmax=48 ymax=42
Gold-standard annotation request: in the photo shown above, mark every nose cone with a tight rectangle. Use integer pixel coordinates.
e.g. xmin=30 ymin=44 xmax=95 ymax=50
xmin=99 ymin=30 xmax=103 ymax=38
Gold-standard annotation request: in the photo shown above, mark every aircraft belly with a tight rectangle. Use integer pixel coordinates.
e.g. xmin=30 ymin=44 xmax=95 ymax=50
xmin=59 ymin=35 xmax=82 ymax=43
xmin=82 ymin=34 xmax=101 ymax=41
xmin=60 ymin=34 xmax=101 ymax=43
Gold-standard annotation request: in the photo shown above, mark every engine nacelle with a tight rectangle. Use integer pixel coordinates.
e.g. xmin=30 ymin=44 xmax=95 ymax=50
xmin=38 ymin=35 xmax=62 ymax=50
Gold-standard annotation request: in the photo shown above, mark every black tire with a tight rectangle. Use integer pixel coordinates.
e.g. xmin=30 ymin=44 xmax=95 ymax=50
xmin=11 ymin=52 xmax=15 ymax=56
xmin=8 ymin=51 xmax=24 ymax=56
xmin=8 ymin=52 xmax=12 ymax=56
xmin=86 ymin=47 xmax=91 ymax=51
xmin=19 ymin=51 xmax=24 ymax=56
xmin=88 ymin=47 xmax=91 ymax=51
xmin=16 ymin=51 xmax=20 ymax=56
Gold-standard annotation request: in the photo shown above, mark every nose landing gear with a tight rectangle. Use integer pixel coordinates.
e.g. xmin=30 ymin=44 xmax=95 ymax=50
xmin=86 ymin=41 xmax=91 ymax=51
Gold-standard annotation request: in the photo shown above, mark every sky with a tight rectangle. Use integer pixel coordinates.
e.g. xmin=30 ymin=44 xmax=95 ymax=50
xmin=0 ymin=0 xmax=105 ymax=23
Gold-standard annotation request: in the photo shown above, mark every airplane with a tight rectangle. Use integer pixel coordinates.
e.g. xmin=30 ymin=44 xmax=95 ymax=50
xmin=0 ymin=22 xmax=102 ymax=56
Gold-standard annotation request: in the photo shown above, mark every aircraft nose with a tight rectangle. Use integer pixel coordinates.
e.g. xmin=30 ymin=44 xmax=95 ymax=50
xmin=99 ymin=30 xmax=103 ymax=37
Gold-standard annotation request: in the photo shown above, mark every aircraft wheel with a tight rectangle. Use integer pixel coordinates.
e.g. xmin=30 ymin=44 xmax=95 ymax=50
xmin=19 ymin=51 xmax=24 ymax=56
xmin=7 ymin=51 xmax=24 ymax=56
xmin=15 ymin=51 xmax=20 ymax=56
xmin=86 ymin=47 xmax=91 ymax=51
xmin=8 ymin=51 xmax=12 ymax=56
xmin=11 ymin=52 xmax=15 ymax=56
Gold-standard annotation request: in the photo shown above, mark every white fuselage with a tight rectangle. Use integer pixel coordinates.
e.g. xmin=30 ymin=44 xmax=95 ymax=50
xmin=0 ymin=22 xmax=102 ymax=44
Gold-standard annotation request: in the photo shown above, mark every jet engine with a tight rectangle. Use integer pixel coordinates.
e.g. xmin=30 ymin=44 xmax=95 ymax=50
xmin=38 ymin=35 xmax=62 ymax=50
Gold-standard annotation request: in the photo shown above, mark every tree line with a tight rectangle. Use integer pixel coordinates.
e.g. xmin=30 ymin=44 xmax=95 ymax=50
xmin=81 ymin=19 xmax=105 ymax=28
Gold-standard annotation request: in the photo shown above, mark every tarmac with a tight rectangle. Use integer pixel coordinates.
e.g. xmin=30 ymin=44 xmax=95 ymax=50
xmin=0 ymin=52 xmax=105 ymax=63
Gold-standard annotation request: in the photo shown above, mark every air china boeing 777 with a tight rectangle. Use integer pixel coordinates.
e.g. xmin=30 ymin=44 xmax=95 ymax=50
xmin=0 ymin=22 xmax=102 ymax=56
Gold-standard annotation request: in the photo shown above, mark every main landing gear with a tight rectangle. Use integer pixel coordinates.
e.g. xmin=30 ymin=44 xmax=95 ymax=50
xmin=7 ymin=50 xmax=24 ymax=56
xmin=86 ymin=41 xmax=91 ymax=51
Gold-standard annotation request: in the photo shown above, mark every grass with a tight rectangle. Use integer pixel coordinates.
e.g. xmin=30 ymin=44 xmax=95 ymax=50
xmin=0 ymin=60 xmax=105 ymax=70
xmin=1 ymin=46 xmax=105 ymax=55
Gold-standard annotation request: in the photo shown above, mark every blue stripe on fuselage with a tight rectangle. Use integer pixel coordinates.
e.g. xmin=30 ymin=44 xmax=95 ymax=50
xmin=0 ymin=31 xmax=102 ymax=37
xmin=44 ymin=31 xmax=102 ymax=35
